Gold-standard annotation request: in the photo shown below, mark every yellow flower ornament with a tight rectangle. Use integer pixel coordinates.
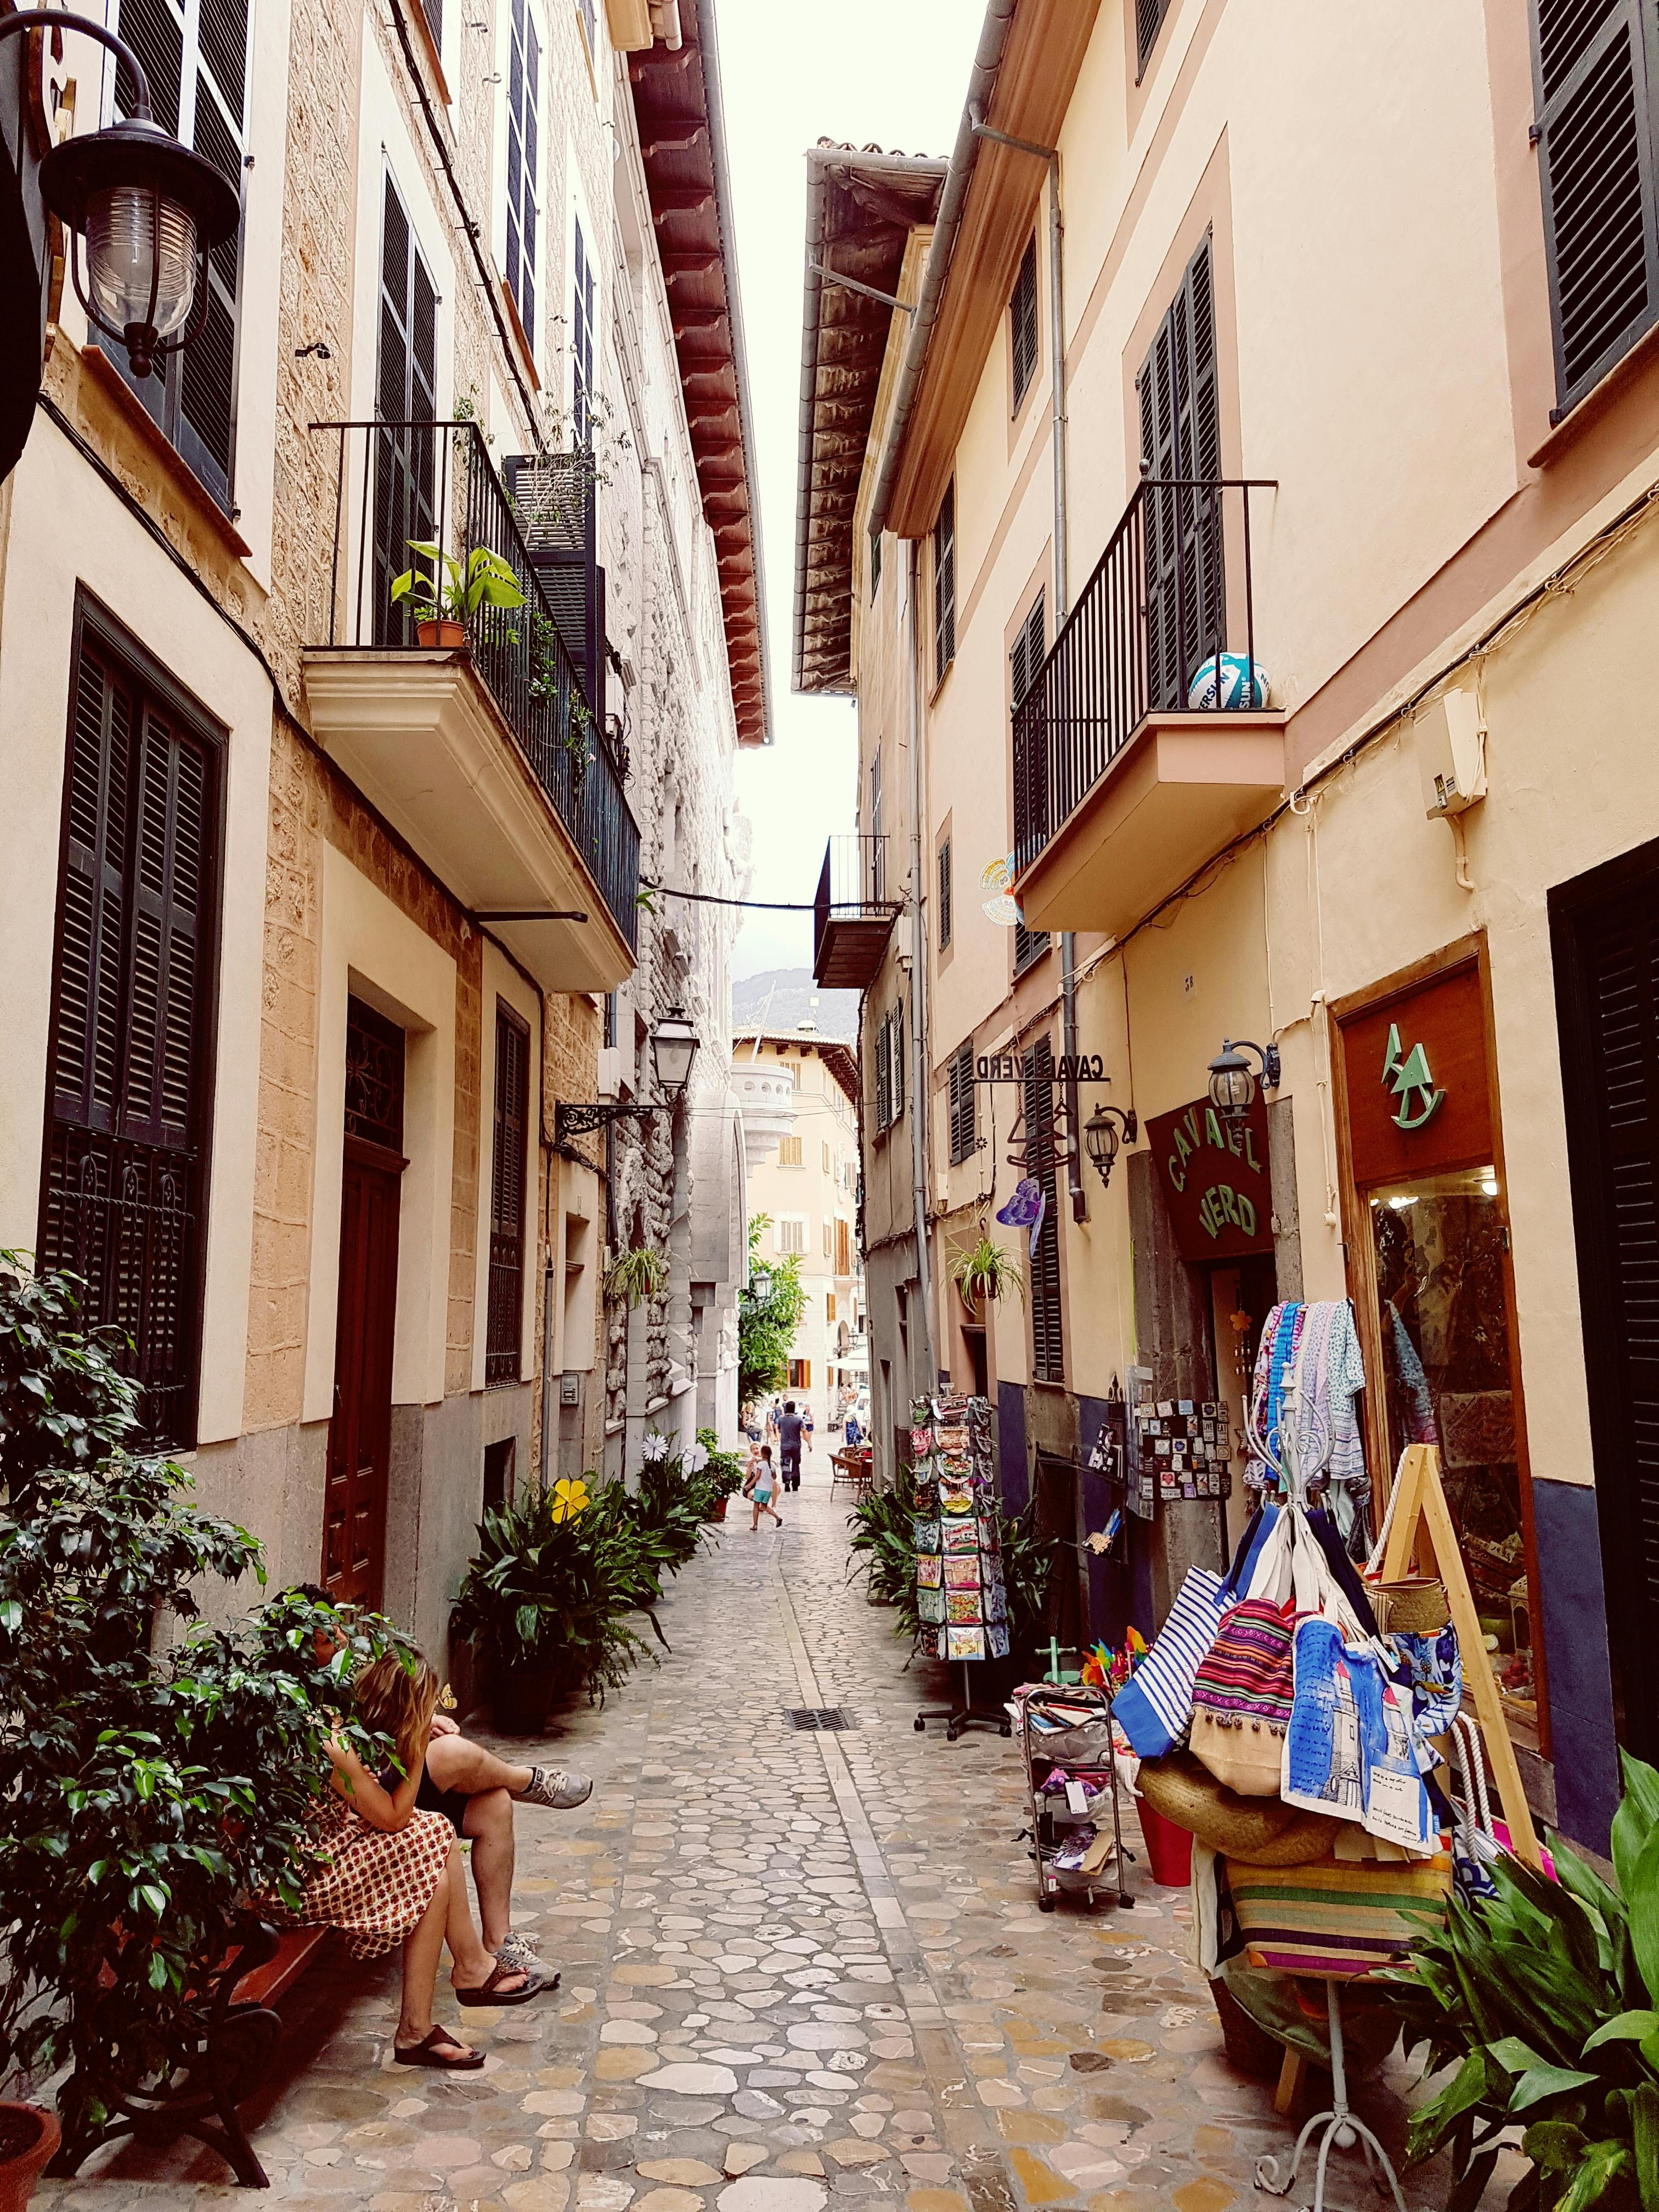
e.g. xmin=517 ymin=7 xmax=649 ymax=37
xmin=549 ymin=1477 xmax=589 ymax=1524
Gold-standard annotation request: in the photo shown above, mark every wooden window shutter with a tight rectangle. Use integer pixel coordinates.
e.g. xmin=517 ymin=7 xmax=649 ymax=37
xmin=1136 ymin=0 xmax=1172 ymax=78
xmin=1023 ymin=1038 xmax=1064 ymax=1385
xmin=112 ymin=0 xmax=249 ymax=510
xmin=41 ymin=608 xmax=220 ymax=1448
xmin=893 ymin=997 xmax=905 ymax=1121
xmin=1011 ymin=235 xmax=1039 ymax=403
xmin=1011 ymin=594 xmax=1051 ymax=975
xmin=1137 ymin=233 xmax=1224 ymax=712
xmin=938 ymin=837 xmax=952 ymax=950
xmin=487 ymin=1005 xmax=529 ymax=1384
xmin=948 ymin=1041 xmax=976 ymax=1166
xmin=374 ymin=174 xmax=439 ymax=645
xmin=933 ymin=484 xmax=956 ymax=684
xmin=874 ymin=1014 xmax=891 ymax=1131
xmin=574 ymin=216 xmax=596 ymax=442
xmin=505 ymin=0 xmax=540 ymax=345
xmin=1532 ymin=0 xmax=1659 ymax=416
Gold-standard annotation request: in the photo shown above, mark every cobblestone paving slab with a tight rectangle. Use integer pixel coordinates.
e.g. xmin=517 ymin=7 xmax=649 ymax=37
xmin=37 ymin=1477 xmax=1484 ymax=2210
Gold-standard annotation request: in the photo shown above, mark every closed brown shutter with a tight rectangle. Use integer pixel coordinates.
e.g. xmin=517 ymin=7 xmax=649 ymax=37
xmin=948 ymin=1041 xmax=976 ymax=1166
xmin=374 ymin=173 xmax=439 ymax=646
xmin=1137 ymin=233 xmax=1223 ymax=712
xmin=1011 ymin=594 xmax=1050 ymax=975
xmin=1023 ymin=1037 xmax=1064 ymax=1385
xmin=41 ymin=609 xmax=221 ymax=1447
xmin=1011 ymin=235 xmax=1039 ymax=403
xmin=487 ymin=1004 xmax=530 ymax=1385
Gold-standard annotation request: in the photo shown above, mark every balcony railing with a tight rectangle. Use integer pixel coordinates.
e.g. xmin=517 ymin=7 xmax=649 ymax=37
xmin=309 ymin=419 xmax=640 ymax=955
xmin=812 ymin=834 xmax=899 ymax=990
xmin=1012 ymin=478 xmax=1274 ymax=874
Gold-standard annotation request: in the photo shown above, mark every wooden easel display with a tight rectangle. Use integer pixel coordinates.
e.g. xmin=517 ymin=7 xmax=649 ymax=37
xmin=1375 ymin=1442 xmax=1542 ymax=1871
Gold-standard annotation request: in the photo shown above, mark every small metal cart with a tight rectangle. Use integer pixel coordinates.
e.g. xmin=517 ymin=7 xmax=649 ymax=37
xmin=1019 ymin=1682 xmax=1134 ymax=1911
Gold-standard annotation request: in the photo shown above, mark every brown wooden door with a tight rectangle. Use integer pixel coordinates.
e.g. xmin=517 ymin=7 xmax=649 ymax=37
xmin=324 ymin=1137 xmax=402 ymax=1606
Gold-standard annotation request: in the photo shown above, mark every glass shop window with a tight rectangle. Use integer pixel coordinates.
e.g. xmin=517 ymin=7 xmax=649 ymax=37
xmin=1368 ymin=1165 xmax=1535 ymax=1720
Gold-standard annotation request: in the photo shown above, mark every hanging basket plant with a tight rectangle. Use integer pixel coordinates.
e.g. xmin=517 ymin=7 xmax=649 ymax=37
xmin=607 ymin=1245 xmax=668 ymax=1308
xmin=951 ymin=1233 xmax=1025 ymax=1314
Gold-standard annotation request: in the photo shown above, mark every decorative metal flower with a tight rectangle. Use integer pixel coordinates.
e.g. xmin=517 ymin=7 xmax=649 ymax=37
xmin=549 ymin=1477 xmax=589 ymax=1524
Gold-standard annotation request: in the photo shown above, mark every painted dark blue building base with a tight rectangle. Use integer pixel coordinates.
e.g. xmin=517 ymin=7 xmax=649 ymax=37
xmin=1531 ymin=1475 xmax=1620 ymax=1857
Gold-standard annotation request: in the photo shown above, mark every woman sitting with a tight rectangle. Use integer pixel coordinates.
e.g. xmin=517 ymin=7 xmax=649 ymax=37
xmin=273 ymin=1647 xmax=543 ymax=2068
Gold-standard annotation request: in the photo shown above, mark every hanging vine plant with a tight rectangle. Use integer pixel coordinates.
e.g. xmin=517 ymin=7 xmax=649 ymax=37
xmin=951 ymin=1233 xmax=1025 ymax=1313
xmin=607 ymin=1245 xmax=668 ymax=1308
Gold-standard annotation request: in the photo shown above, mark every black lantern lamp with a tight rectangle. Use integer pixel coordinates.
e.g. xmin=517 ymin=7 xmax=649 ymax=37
xmin=648 ymin=1005 xmax=698 ymax=1099
xmin=1206 ymin=1038 xmax=1281 ymax=1123
xmin=1082 ymin=1103 xmax=1138 ymax=1190
xmin=5 ymin=11 xmax=241 ymax=379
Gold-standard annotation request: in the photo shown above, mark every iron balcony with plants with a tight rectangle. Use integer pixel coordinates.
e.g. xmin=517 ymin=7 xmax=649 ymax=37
xmin=302 ymin=419 xmax=640 ymax=993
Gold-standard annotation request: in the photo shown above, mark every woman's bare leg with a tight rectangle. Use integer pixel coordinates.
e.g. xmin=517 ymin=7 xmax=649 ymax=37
xmin=442 ymin=1837 xmax=528 ymax=1995
xmin=397 ymin=1854 xmax=476 ymax=2056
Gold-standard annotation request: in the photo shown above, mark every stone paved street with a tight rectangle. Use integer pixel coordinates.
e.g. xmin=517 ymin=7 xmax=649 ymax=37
xmin=38 ymin=1472 xmax=1455 ymax=2211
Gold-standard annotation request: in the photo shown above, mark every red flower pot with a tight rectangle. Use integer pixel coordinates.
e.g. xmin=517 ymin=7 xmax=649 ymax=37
xmin=1135 ymin=1793 xmax=1194 ymax=1888
xmin=416 ymin=619 xmax=465 ymax=648
xmin=0 ymin=2103 xmax=60 ymax=2211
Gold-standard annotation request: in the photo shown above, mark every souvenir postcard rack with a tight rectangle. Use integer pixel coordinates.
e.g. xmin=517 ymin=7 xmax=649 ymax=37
xmin=1019 ymin=1682 xmax=1133 ymax=1912
xmin=910 ymin=1393 xmax=1014 ymax=1742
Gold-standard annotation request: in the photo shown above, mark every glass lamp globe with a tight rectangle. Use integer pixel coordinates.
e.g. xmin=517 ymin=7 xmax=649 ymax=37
xmin=1207 ymin=1042 xmax=1255 ymax=1121
xmin=650 ymin=1005 xmax=698 ymax=1097
xmin=1084 ymin=1107 xmax=1120 ymax=1187
xmin=86 ymin=187 xmax=199 ymax=356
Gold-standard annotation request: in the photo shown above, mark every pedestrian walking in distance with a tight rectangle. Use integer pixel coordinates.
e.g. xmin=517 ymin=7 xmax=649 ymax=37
xmin=777 ymin=1399 xmax=805 ymax=1493
xmin=747 ymin=1445 xmax=783 ymax=1531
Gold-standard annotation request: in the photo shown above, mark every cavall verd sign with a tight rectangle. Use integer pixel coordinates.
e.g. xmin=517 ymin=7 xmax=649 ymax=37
xmin=1147 ymin=1092 xmax=1275 ymax=1264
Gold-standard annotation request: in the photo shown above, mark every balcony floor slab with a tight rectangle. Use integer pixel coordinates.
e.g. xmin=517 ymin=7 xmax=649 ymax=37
xmin=302 ymin=647 xmax=635 ymax=992
xmin=1015 ymin=709 xmax=1287 ymax=940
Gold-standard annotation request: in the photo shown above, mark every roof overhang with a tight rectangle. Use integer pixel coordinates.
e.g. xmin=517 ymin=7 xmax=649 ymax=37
xmin=874 ymin=0 xmax=1102 ymax=542
xmin=793 ymin=144 xmax=946 ymax=696
xmin=630 ymin=0 xmax=773 ymax=744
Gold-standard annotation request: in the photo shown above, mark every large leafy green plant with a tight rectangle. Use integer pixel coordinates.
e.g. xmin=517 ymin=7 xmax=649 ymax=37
xmin=1381 ymin=1751 xmax=1659 ymax=2212
xmin=0 ymin=1427 xmax=393 ymax=2145
xmin=697 ymin=1428 xmax=745 ymax=1505
xmin=845 ymin=1472 xmax=1058 ymax=1662
xmin=0 ymin=1251 xmax=139 ymax=1511
xmin=738 ymin=1215 xmax=807 ymax=1403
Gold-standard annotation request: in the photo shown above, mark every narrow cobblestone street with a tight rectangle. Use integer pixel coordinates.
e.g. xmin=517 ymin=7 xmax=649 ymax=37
xmin=38 ymin=1476 xmax=1445 ymax=2211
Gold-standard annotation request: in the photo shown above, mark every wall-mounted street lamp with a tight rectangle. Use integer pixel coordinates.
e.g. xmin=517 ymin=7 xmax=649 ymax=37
xmin=1206 ymin=1038 xmax=1281 ymax=1124
xmin=1082 ymin=1103 xmax=1138 ymax=1190
xmin=555 ymin=1006 xmax=699 ymax=1143
xmin=4 ymin=10 xmax=241 ymax=379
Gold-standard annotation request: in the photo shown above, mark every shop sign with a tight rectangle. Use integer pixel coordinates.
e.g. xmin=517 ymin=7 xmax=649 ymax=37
xmin=1340 ymin=959 xmax=1491 ymax=1187
xmin=1147 ymin=1092 xmax=1275 ymax=1263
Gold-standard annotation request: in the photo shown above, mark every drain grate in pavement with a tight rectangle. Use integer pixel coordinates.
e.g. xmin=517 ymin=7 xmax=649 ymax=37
xmin=786 ymin=1706 xmax=854 ymax=1730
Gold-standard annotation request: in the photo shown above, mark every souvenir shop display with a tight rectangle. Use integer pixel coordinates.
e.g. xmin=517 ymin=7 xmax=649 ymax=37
xmin=1132 ymin=1388 xmax=1232 ymax=1508
xmin=1015 ymin=1680 xmax=1133 ymax=1912
xmin=1244 ymin=1300 xmax=1371 ymax=1555
xmin=910 ymin=1393 xmax=1014 ymax=1743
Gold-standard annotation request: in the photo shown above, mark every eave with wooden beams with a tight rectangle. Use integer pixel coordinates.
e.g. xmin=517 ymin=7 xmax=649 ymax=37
xmin=793 ymin=143 xmax=946 ymax=696
xmin=629 ymin=0 xmax=771 ymax=744
xmin=882 ymin=0 xmax=1101 ymax=541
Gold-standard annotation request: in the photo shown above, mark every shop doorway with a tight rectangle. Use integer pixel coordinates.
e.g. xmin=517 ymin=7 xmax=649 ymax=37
xmin=1206 ymin=1252 xmax=1279 ymax=1551
xmin=323 ymin=997 xmax=407 ymax=1606
xmin=1553 ymin=843 xmax=1659 ymax=1760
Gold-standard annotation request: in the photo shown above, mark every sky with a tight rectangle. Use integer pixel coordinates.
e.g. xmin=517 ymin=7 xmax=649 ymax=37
xmin=713 ymin=0 xmax=980 ymax=980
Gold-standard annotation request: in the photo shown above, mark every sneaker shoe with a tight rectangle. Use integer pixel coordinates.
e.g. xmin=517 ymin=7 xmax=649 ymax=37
xmin=495 ymin=1931 xmax=557 ymax=1983
xmin=518 ymin=1765 xmax=593 ymax=1809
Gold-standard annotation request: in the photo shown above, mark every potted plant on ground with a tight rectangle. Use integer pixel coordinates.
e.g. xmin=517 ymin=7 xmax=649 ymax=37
xmin=695 ymin=1429 xmax=744 ymax=1523
xmin=0 ymin=1256 xmax=396 ymax=2191
xmin=390 ymin=539 xmax=525 ymax=647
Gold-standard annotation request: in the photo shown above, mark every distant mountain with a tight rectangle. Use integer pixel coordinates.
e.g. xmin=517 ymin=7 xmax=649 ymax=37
xmin=732 ymin=969 xmax=859 ymax=1039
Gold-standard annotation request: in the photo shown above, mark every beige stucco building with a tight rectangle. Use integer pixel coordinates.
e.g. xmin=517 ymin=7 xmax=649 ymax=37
xmin=1 ymin=0 xmax=764 ymax=1672
xmin=735 ymin=1025 xmax=864 ymax=1437
xmin=798 ymin=0 xmax=1659 ymax=1855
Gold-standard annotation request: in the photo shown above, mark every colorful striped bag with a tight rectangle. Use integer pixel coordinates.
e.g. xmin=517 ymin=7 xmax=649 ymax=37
xmin=1224 ymin=1846 xmax=1452 ymax=1979
xmin=1188 ymin=1598 xmax=1297 ymax=1796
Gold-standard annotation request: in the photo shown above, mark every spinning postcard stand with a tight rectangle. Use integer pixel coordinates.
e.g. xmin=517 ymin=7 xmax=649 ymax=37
xmin=910 ymin=1394 xmax=1012 ymax=1742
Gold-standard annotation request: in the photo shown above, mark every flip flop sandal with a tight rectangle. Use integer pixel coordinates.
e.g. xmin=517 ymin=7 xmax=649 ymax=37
xmin=453 ymin=1959 xmax=548 ymax=2007
xmin=394 ymin=2026 xmax=485 ymax=2070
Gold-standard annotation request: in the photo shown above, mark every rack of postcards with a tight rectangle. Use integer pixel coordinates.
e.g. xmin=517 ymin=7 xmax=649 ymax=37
xmin=912 ymin=1393 xmax=1008 ymax=1665
xmin=1131 ymin=1385 xmax=1233 ymax=1511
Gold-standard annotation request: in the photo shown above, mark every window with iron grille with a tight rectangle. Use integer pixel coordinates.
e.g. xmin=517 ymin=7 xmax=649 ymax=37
xmin=486 ymin=1004 xmax=529 ymax=1385
xmin=573 ymin=214 xmax=596 ymax=443
xmin=504 ymin=0 xmax=540 ymax=349
xmin=1136 ymin=0 xmax=1173 ymax=77
xmin=1531 ymin=0 xmax=1659 ymax=417
xmin=1010 ymin=594 xmax=1051 ymax=975
xmin=1137 ymin=234 xmax=1223 ymax=712
xmin=1011 ymin=235 xmax=1039 ymax=404
xmin=933 ymin=483 xmax=956 ymax=684
xmin=374 ymin=173 xmax=439 ymax=646
xmin=1022 ymin=1037 xmax=1064 ymax=1384
xmin=40 ymin=599 xmax=223 ymax=1448
xmin=947 ymin=1040 xmax=976 ymax=1166
xmin=938 ymin=837 xmax=953 ymax=950
xmin=110 ymin=0 xmax=250 ymax=513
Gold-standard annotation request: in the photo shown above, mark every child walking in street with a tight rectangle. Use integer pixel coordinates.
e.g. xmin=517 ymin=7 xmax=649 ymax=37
xmin=747 ymin=1444 xmax=783 ymax=1531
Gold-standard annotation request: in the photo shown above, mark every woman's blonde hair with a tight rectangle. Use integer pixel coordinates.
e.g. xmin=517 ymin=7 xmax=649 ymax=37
xmin=354 ymin=1648 xmax=442 ymax=1776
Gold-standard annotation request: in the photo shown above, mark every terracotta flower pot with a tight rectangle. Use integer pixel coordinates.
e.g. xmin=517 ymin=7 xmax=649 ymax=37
xmin=707 ymin=1495 xmax=728 ymax=1522
xmin=0 ymin=2103 xmax=60 ymax=2211
xmin=416 ymin=618 xmax=465 ymax=648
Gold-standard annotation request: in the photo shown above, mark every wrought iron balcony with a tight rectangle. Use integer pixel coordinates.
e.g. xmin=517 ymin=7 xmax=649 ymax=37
xmin=303 ymin=420 xmax=640 ymax=989
xmin=812 ymin=834 xmax=899 ymax=990
xmin=1012 ymin=477 xmax=1277 ymax=892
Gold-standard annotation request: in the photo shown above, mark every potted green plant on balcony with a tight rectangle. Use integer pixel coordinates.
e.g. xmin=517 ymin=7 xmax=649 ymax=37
xmin=606 ymin=1245 xmax=668 ymax=1308
xmin=390 ymin=540 xmax=525 ymax=647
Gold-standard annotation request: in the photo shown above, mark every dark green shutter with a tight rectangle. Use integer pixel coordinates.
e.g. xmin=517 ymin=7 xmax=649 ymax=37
xmin=938 ymin=837 xmax=952 ymax=951
xmin=1532 ymin=0 xmax=1659 ymax=416
xmin=487 ymin=1006 xmax=529 ymax=1384
xmin=1023 ymin=1039 xmax=1064 ymax=1385
xmin=933 ymin=484 xmax=955 ymax=683
xmin=374 ymin=174 xmax=439 ymax=645
xmin=1137 ymin=233 xmax=1223 ymax=712
xmin=1011 ymin=235 xmax=1039 ymax=403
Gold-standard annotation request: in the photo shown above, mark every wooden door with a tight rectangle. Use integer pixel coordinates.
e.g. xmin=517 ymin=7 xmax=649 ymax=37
xmin=324 ymin=1139 xmax=402 ymax=1606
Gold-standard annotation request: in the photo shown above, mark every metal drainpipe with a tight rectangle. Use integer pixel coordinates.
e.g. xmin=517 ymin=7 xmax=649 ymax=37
xmin=971 ymin=110 xmax=1084 ymax=1224
xmin=541 ymin=1148 xmax=557 ymax=1489
xmin=906 ymin=537 xmax=938 ymax=1393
